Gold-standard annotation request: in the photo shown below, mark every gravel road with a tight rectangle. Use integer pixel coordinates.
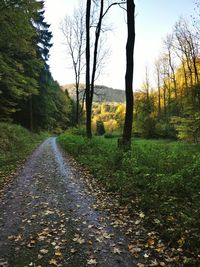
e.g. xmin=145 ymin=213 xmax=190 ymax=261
xmin=0 ymin=137 xmax=138 ymax=267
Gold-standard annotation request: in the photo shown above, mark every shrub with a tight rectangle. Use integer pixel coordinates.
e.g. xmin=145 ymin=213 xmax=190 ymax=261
xmin=96 ymin=121 xmax=105 ymax=136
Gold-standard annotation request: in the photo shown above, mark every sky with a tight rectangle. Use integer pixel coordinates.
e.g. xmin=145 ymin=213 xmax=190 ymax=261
xmin=44 ymin=0 xmax=195 ymax=90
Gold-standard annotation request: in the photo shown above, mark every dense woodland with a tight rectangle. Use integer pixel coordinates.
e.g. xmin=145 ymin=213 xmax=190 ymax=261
xmin=0 ymin=0 xmax=73 ymax=132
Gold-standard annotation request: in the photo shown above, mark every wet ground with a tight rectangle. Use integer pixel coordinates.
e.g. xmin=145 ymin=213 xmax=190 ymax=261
xmin=0 ymin=137 xmax=139 ymax=267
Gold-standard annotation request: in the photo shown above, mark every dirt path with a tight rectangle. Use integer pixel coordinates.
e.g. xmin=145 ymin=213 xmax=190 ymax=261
xmin=0 ymin=137 xmax=139 ymax=267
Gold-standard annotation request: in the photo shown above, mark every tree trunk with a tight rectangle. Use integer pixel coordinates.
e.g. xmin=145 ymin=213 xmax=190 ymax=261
xmin=85 ymin=0 xmax=92 ymax=138
xmin=163 ymin=81 xmax=167 ymax=116
xmin=29 ymin=96 xmax=33 ymax=132
xmin=168 ymin=50 xmax=177 ymax=99
xmin=90 ymin=0 xmax=104 ymax=108
xmin=121 ymin=0 xmax=135 ymax=150
xmin=76 ymin=84 xmax=79 ymax=125
xmin=156 ymin=65 xmax=161 ymax=117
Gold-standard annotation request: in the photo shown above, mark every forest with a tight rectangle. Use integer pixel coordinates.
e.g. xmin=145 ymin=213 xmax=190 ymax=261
xmin=0 ymin=0 xmax=200 ymax=266
xmin=0 ymin=0 xmax=73 ymax=132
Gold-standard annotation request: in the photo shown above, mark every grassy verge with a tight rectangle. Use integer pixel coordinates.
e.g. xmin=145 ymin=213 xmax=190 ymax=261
xmin=58 ymin=131 xmax=200 ymax=257
xmin=0 ymin=122 xmax=48 ymax=186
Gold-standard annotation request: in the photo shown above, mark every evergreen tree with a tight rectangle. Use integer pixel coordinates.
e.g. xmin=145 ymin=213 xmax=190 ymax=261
xmin=0 ymin=0 xmax=43 ymax=120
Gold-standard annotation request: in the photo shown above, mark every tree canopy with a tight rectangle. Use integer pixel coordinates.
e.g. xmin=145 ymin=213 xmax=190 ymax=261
xmin=0 ymin=0 xmax=73 ymax=131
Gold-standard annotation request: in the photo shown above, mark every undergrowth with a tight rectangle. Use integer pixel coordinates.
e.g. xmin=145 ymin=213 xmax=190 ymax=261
xmin=0 ymin=122 xmax=47 ymax=186
xmin=58 ymin=131 xmax=200 ymax=258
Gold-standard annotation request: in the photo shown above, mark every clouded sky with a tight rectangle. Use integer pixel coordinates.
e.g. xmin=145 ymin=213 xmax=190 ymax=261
xmin=44 ymin=0 xmax=195 ymax=90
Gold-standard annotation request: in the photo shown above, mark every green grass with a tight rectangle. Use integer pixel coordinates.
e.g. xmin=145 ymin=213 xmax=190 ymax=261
xmin=0 ymin=122 xmax=48 ymax=186
xmin=58 ymin=132 xmax=200 ymax=257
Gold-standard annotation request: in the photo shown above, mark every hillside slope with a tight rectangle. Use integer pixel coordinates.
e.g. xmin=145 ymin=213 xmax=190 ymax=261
xmin=62 ymin=84 xmax=125 ymax=103
xmin=0 ymin=123 xmax=46 ymax=185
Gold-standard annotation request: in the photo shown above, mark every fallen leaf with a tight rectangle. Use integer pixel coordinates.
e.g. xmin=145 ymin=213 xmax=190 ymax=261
xmin=149 ymin=259 xmax=159 ymax=266
xmin=154 ymin=219 xmax=160 ymax=224
xmin=39 ymin=249 xmax=48 ymax=255
xmin=87 ymin=258 xmax=97 ymax=265
xmin=139 ymin=212 xmax=145 ymax=218
xmin=102 ymin=232 xmax=112 ymax=239
xmin=147 ymin=238 xmax=155 ymax=246
xmin=177 ymin=237 xmax=185 ymax=247
xmin=37 ymin=254 xmax=43 ymax=260
xmin=73 ymin=234 xmax=85 ymax=244
xmin=135 ymin=220 xmax=141 ymax=225
xmin=45 ymin=210 xmax=54 ymax=215
xmin=144 ymin=253 xmax=149 ymax=258
xmin=49 ymin=259 xmax=58 ymax=266
xmin=113 ymin=247 xmax=121 ymax=254
xmin=70 ymin=248 xmax=77 ymax=254
xmin=160 ymin=262 xmax=166 ymax=266
xmin=55 ymin=250 xmax=62 ymax=257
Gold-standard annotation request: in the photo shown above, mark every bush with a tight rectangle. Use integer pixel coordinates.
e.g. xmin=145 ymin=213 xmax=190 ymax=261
xmin=96 ymin=121 xmax=105 ymax=136
xmin=155 ymin=121 xmax=177 ymax=139
xmin=66 ymin=126 xmax=86 ymax=136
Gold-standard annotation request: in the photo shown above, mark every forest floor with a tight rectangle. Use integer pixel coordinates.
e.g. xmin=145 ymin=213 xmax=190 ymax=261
xmin=0 ymin=137 xmax=150 ymax=267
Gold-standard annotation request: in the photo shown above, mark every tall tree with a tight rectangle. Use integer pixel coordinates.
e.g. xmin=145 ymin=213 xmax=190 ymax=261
xmin=155 ymin=58 xmax=162 ymax=117
xmin=164 ymin=34 xmax=178 ymax=100
xmin=85 ymin=0 xmax=92 ymax=138
xmin=0 ymin=0 xmax=43 ymax=121
xmin=61 ymin=4 xmax=85 ymax=125
xmin=121 ymin=0 xmax=135 ymax=150
xmin=0 ymin=0 xmax=72 ymax=131
xmin=85 ymin=0 xmax=126 ymax=138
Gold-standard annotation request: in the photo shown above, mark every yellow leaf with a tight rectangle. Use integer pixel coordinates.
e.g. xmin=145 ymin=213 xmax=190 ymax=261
xmin=147 ymin=238 xmax=155 ymax=246
xmin=177 ymin=237 xmax=185 ymax=247
xmin=55 ymin=250 xmax=62 ymax=257
xmin=49 ymin=259 xmax=58 ymax=266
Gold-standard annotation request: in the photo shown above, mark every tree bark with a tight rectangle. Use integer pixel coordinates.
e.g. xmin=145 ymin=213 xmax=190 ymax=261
xmin=121 ymin=0 xmax=135 ymax=150
xmin=85 ymin=0 xmax=92 ymax=138
xmin=29 ymin=96 xmax=33 ymax=132
xmin=156 ymin=64 xmax=161 ymax=117
xmin=90 ymin=0 xmax=104 ymax=107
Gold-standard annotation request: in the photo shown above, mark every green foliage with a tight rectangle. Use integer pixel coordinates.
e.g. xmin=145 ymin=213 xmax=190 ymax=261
xmin=155 ymin=121 xmax=177 ymax=139
xmin=58 ymin=133 xmax=200 ymax=254
xmin=66 ymin=126 xmax=86 ymax=136
xmin=0 ymin=0 xmax=72 ymax=131
xmin=92 ymin=102 xmax=124 ymax=134
xmin=171 ymin=112 xmax=200 ymax=142
xmin=104 ymin=132 xmax=120 ymax=138
xmin=32 ymin=73 xmax=72 ymax=131
xmin=0 ymin=122 xmax=47 ymax=185
xmin=0 ymin=0 xmax=44 ymax=119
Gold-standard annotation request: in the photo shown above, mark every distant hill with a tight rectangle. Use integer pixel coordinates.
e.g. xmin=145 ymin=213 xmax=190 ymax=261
xmin=62 ymin=84 xmax=125 ymax=103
